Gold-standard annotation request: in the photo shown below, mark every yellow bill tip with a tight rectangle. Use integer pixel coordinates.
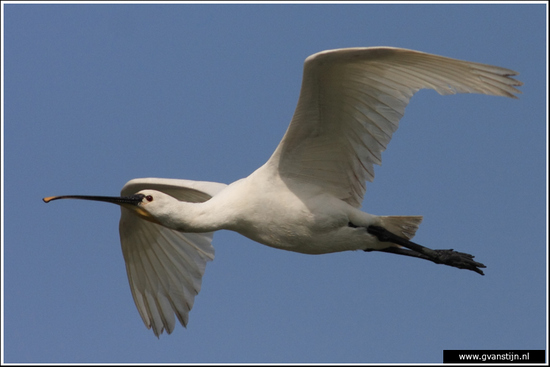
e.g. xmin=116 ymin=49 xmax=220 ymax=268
xmin=43 ymin=196 xmax=57 ymax=203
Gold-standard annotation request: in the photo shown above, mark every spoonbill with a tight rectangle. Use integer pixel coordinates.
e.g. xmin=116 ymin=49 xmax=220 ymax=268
xmin=44 ymin=47 xmax=522 ymax=337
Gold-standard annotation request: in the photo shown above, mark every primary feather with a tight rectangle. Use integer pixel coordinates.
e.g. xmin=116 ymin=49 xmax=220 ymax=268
xmin=268 ymin=47 xmax=522 ymax=207
xmin=119 ymin=178 xmax=226 ymax=336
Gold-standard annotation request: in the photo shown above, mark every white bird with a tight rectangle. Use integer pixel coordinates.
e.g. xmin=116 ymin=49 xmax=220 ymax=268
xmin=44 ymin=47 xmax=522 ymax=337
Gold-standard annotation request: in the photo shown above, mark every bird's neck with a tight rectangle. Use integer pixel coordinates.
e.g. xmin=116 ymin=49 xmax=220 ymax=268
xmin=157 ymin=199 xmax=232 ymax=233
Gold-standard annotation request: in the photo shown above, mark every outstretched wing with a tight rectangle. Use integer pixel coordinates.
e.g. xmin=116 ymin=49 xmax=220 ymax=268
xmin=119 ymin=178 xmax=227 ymax=336
xmin=267 ymin=47 xmax=522 ymax=208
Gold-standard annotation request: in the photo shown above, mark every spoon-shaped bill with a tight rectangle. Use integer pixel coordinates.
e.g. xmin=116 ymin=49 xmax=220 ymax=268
xmin=43 ymin=194 xmax=145 ymax=205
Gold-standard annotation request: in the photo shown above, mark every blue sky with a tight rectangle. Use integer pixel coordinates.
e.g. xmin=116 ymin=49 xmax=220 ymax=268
xmin=3 ymin=2 xmax=547 ymax=364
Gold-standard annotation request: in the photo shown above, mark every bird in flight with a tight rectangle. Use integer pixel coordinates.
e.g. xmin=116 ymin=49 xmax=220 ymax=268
xmin=44 ymin=47 xmax=522 ymax=337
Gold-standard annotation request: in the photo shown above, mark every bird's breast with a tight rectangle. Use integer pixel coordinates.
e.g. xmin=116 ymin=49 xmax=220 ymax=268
xmin=217 ymin=167 xmax=369 ymax=254
xmin=227 ymin=189 xmax=357 ymax=254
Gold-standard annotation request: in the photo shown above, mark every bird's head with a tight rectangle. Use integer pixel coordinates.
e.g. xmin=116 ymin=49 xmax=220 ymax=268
xmin=130 ymin=189 xmax=184 ymax=226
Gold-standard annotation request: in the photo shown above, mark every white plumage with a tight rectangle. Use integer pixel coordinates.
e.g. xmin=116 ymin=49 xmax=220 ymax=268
xmin=44 ymin=47 xmax=522 ymax=337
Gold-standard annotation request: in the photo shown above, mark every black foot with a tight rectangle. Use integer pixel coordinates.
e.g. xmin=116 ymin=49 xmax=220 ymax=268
xmin=431 ymin=249 xmax=486 ymax=275
xmin=366 ymin=225 xmax=486 ymax=275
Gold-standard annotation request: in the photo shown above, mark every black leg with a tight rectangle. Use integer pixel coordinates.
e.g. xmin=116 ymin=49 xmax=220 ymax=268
xmin=365 ymin=225 xmax=486 ymax=275
xmin=365 ymin=246 xmax=435 ymax=262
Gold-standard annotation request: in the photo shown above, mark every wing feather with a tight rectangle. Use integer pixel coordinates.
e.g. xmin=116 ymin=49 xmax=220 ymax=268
xmin=267 ymin=47 xmax=522 ymax=207
xmin=118 ymin=178 xmax=226 ymax=336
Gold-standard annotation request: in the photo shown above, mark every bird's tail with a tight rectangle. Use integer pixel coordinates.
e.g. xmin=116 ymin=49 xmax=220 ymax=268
xmin=378 ymin=216 xmax=423 ymax=240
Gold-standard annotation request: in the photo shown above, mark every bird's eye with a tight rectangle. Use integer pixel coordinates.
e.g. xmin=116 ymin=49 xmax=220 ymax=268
xmin=145 ymin=195 xmax=153 ymax=202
